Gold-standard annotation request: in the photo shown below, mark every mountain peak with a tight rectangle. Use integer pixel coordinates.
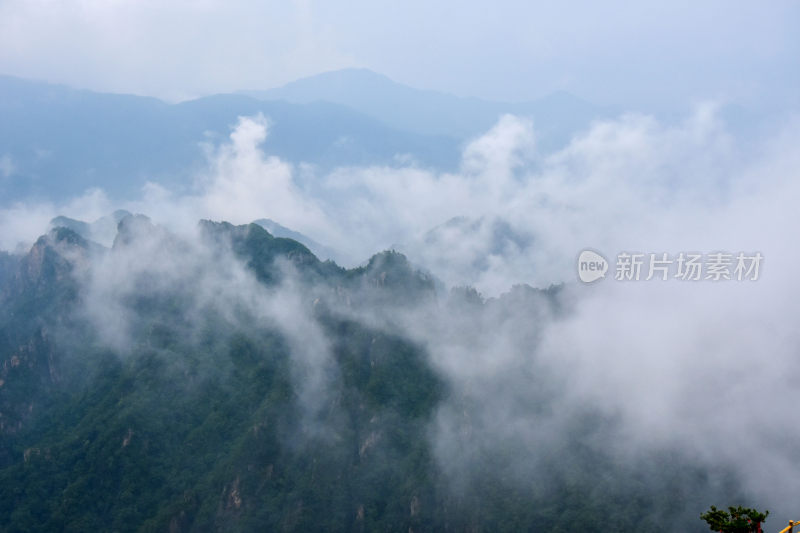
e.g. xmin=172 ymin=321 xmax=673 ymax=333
xmin=240 ymin=68 xmax=607 ymax=141
xmin=284 ymin=67 xmax=394 ymax=87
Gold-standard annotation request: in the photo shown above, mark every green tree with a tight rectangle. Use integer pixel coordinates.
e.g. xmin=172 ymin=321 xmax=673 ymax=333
xmin=701 ymin=505 xmax=769 ymax=533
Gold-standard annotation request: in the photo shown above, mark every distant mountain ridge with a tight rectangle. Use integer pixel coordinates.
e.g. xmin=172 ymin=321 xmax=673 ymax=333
xmin=0 ymin=69 xmax=769 ymax=207
xmin=49 ymin=210 xmax=132 ymax=247
xmin=252 ymin=218 xmax=338 ymax=262
xmin=240 ymin=68 xmax=614 ymax=144
xmin=0 ymin=74 xmax=460 ymax=203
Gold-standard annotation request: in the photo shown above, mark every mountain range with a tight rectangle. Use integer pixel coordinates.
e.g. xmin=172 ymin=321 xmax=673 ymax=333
xmin=0 ymin=69 xmax=615 ymax=204
xmin=0 ymin=213 xmax=743 ymax=531
xmin=239 ymin=68 xmax=612 ymax=141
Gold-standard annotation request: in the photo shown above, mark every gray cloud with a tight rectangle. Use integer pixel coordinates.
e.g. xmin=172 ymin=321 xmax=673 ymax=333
xmin=0 ymin=154 xmax=14 ymax=178
xmin=0 ymin=1 xmax=796 ymax=110
xmin=3 ymin=107 xmax=799 ymax=521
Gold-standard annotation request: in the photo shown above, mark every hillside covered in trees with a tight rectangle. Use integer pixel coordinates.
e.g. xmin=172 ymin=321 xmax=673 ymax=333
xmin=0 ymin=215 xmax=746 ymax=532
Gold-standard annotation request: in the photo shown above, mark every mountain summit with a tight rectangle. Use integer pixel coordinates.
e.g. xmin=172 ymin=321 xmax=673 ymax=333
xmin=240 ymin=68 xmax=610 ymax=141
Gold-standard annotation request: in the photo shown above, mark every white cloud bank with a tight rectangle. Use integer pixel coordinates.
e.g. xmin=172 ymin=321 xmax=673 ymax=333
xmin=2 ymin=108 xmax=799 ymax=515
xmin=2 ymin=107 xmax=797 ymax=292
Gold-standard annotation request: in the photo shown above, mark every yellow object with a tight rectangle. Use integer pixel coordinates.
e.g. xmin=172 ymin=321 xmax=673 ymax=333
xmin=777 ymin=520 xmax=799 ymax=533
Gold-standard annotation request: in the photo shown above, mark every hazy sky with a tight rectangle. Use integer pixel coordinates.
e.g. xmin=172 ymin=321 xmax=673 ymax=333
xmin=2 ymin=1 xmax=800 ymax=521
xmin=0 ymin=0 xmax=797 ymax=109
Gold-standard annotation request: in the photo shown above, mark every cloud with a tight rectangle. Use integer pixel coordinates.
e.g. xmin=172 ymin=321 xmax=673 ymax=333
xmin=257 ymin=107 xmax=799 ymax=513
xmin=3 ymin=105 xmax=791 ymax=286
xmin=0 ymin=154 xmax=14 ymax=178
xmin=80 ymin=215 xmax=336 ymax=424
xmin=196 ymin=114 xmax=330 ymax=236
xmin=0 ymin=188 xmax=111 ymax=251
xmin=0 ymin=1 xmax=796 ymax=109
xmin=408 ymin=112 xmax=800 ymax=512
xmin=0 ymin=0 xmax=356 ymax=101
xmin=4 ymin=107 xmax=800 ymax=519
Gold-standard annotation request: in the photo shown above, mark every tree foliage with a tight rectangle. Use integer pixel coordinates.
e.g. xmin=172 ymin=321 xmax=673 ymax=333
xmin=0 ymin=224 xmax=752 ymax=531
xmin=701 ymin=505 xmax=769 ymax=533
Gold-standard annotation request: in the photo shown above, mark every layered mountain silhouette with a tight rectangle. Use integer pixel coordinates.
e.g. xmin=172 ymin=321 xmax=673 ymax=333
xmin=0 ymin=69 xmax=616 ymax=204
xmin=0 ymin=214 xmax=743 ymax=531
xmin=0 ymin=74 xmax=459 ymax=202
xmin=240 ymin=68 xmax=611 ymax=141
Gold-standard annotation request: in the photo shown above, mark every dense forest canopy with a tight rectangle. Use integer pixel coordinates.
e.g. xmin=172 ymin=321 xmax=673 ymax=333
xmin=0 ymin=217 xmax=747 ymax=532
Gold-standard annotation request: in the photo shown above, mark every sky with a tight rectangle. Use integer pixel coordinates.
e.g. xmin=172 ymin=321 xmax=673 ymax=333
xmin=2 ymin=1 xmax=800 ymax=520
xmin=0 ymin=0 xmax=797 ymax=110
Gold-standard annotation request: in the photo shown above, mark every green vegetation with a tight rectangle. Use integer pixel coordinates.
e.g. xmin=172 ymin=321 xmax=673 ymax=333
xmin=0 ymin=222 xmax=748 ymax=531
xmin=701 ymin=505 xmax=769 ymax=532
